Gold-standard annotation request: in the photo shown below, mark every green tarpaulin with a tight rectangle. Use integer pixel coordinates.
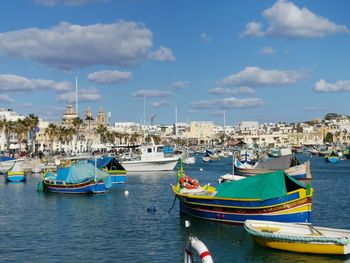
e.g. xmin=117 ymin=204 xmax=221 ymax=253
xmin=215 ymin=170 xmax=306 ymax=200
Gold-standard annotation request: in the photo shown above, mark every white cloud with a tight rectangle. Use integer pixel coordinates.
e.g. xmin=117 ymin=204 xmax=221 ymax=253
xmin=200 ymin=33 xmax=211 ymax=43
xmin=242 ymin=22 xmax=264 ymax=37
xmin=88 ymin=70 xmax=132 ymax=85
xmin=33 ymin=0 xmax=108 ymax=6
xmin=221 ymin=66 xmax=308 ymax=87
xmin=0 ymin=21 xmax=153 ymax=70
xmin=0 ymin=94 xmax=14 ymax=103
xmin=209 ymin=86 xmax=255 ymax=95
xmin=259 ymin=46 xmax=275 ymax=55
xmin=132 ymin=89 xmax=174 ymax=98
xmin=58 ymin=88 xmax=101 ymax=102
xmin=314 ymin=79 xmax=350 ymax=93
xmin=149 ymin=46 xmax=176 ymax=62
xmin=171 ymin=81 xmax=189 ymax=90
xmin=189 ymin=97 xmax=264 ymax=110
xmin=242 ymin=0 xmax=349 ymax=38
xmin=150 ymin=100 xmax=173 ymax=108
xmin=0 ymin=74 xmax=72 ymax=93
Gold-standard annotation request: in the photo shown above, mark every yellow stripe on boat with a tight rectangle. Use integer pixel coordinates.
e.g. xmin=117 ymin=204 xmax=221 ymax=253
xmin=253 ymin=237 xmax=345 ymax=255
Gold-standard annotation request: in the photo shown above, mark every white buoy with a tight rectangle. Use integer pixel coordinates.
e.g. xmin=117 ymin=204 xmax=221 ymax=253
xmin=124 ymin=190 xmax=129 ymax=197
xmin=200 ymin=168 xmax=203 ymax=171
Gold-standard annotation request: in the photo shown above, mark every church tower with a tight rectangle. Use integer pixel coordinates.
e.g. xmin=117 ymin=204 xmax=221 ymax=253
xmin=62 ymin=104 xmax=78 ymax=125
xmin=96 ymin=107 xmax=106 ymax=125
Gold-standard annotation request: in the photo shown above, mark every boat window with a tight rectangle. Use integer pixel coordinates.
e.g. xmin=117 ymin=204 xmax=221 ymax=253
xmin=147 ymin=148 xmax=152 ymax=153
xmin=157 ymin=146 xmax=164 ymax=153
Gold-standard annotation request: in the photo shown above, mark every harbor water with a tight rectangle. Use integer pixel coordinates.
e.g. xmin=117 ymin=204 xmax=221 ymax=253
xmin=1 ymin=154 xmax=350 ymax=262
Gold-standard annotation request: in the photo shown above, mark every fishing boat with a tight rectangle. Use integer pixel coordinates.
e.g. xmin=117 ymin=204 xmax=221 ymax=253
xmin=88 ymin=157 xmax=126 ymax=184
xmin=244 ymin=220 xmax=350 ymax=255
xmin=325 ymin=151 xmax=339 ymax=163
xmin=234 ymin=154 xmax=312 ymax=180
xmin=120 ymin=138 xmax=179 ymax=172
xmin=5 ymin=162 xmax=26 ymax=182
xmin=40 ymin=163 xmax=112 ymax=194
xmin=172 ymin=160 xmax=313 ymax=224
xmin=0 ymin=156 xmax=24 ymax=174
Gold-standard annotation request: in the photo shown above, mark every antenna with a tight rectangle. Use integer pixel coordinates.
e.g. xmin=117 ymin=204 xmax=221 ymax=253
xmin=143 ymin=92 xmax=146 ymax=125
xmin=75 ymin=76 xmax=78 ymax=115
xmin=175 ymin=105 xmax=178 ymax=124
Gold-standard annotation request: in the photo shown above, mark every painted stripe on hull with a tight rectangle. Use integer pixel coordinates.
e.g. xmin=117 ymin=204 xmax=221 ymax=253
xmin=111 ymin=174 xmax=126 ymax=184
xmin=180 ymin=202 xmax=311 ymax=224
xmin=44 ymin=181 xmax=108 ymax=194
xmin=253 ymin=237 xmax=346 ymax=255
xmin=6 ymin=175 xmax=26 ymax=182
xmin=179 ymin=191 xmax=303 ymax=208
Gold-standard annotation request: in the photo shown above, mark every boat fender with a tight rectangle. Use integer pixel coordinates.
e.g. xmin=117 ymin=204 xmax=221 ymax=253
xmin=185 ymin=237 xmax=213 ymax=263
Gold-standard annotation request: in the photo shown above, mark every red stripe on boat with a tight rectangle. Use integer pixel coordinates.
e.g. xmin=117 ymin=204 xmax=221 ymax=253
xmin=200 ymin=251 xmax=210 ymax=260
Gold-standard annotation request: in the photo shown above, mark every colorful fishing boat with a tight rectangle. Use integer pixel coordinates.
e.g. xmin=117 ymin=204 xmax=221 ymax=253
xmin=234 ymin=155 xmax=312 ymax=180
xmin=40 ymin=163 xmax=112 ymax=194
xmin=244 ymin=220 xmax=350 ymax=255
xmin=5 ymin=162 xmax=26 ymax=182
xmin=172 ymin=160 xmax=313 ymax=224
xmin=88 ymin=157 xmax=126 ymax=184
xmin=325 ymin=151 xmax=339 ymax=163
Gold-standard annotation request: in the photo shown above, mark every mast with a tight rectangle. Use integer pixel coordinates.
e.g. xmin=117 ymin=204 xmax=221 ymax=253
xmin=75 ymin=76 xmax=78 ymax=115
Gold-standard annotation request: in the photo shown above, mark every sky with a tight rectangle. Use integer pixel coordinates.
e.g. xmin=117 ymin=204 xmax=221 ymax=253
xmin=0 ymin=0 xmax=349 ymax=126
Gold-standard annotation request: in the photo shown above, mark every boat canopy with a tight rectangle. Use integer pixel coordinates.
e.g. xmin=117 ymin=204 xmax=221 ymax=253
xmin=88 ymin=157 xmax=125 ymax=171
xmin=51 ymin=163 xmax=112 ymax=187
xmin=215 ymin=170 xmax=308 ymax=201
xmin=0 ymin=156 xmax=15 ymax=162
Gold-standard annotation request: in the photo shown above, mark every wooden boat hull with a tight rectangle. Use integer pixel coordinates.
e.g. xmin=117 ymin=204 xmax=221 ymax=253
xmin=108 ymin=170 xmax=126 ymax=184
xmin=234 ymin=161 xmax=312 ymax=180
xmin=252 ymin=236 xmax=348 ymax=254
xmin=326 ymin=156 xmax=339 ymax=163
xmin=121 ymin=158 xmax=178 ymax=172
xmin=43 ymin=180 xmax=108 ymax=194
xmin=176 ymin=190 xmax=312 ymax=224
xmin=245 ymin=220 xmax=350 ymax=255
xmin=6 ymin=174 xmax=26 ymax=182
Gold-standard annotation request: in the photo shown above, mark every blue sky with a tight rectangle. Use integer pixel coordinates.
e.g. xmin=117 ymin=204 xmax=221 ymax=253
xmin=0 ymin=0 xmax=349 ymax=125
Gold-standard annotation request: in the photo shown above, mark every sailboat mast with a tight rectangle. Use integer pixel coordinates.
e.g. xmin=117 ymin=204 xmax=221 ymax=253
xmin=75 ymin=76 xmax=79 ymax=115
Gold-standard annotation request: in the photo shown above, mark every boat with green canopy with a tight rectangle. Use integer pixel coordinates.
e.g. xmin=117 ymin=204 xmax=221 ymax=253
xmin=172 ymin=159 xmax=313 ymax=224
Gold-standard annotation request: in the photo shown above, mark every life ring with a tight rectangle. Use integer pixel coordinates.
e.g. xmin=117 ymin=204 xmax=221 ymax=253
xmin=185 ymin=237 xmax=213 ymax=263
xmin=180 ymin=176 xmax=199 ymax=189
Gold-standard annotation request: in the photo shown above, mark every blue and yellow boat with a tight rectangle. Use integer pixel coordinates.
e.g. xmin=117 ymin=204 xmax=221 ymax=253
xmin=172 ymin=160 xmax=313 ymax=224
xmin=5 ymin=162 xmax=26 ymax=182
xmin=325 ymin=151 xmax=340 ymax=163
xmin=41 ymin=163 xmax=112 ymax=194
xmin=245 ymin=220 xmax=350 ymax=255
xmin=88 ymin=157 xmax=126 ymax=184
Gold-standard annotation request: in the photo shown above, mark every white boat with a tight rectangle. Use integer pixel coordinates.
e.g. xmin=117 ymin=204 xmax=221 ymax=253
xmin=245 ymin=220 xmax=350 ymax=255
xmin=0 ymin=157 xmax=25 ymax=174
xmin=183 ymin=156 xmax=196 ymax=165
xmin=120 ymin=139 xmax=179 ymax=172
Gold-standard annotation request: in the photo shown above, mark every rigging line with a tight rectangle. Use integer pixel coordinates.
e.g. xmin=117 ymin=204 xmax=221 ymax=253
xmin=168 ymin=194 xmax=177 ymax=214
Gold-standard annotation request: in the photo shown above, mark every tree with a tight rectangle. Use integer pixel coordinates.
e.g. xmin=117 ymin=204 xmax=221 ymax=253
xmin=14 ymin=119 xmax=29 ymax=153
xmin=72 ymin=117 xmax=83 ymax=151
xmin=324 ymin=132 xmax=333 ymax=144
xmin=45 ymin=123 xmax=59 ymax=152
xmin=24 ymin=114 xmax=39 ymax=154
xmin=95 ymin=125 xmax=107 ymax=144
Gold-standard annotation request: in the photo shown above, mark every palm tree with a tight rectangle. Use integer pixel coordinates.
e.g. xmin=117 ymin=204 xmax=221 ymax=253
xmin=14 ymin=119 xmax=29 ymax=153
xmin=95 ymin=125 xmax=107 ymax=144
xmin=3 ymin=120 xmax=16 ymax=155
xmin=72 ymin=117 xmax=83 ymax=152
xmin=45 ymin=123 xmax=59 ymax=152
xmin=85 ymin=114 xmax=94 ymax=149
xmin=25 ymin=114 xmax=39 ymax=154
